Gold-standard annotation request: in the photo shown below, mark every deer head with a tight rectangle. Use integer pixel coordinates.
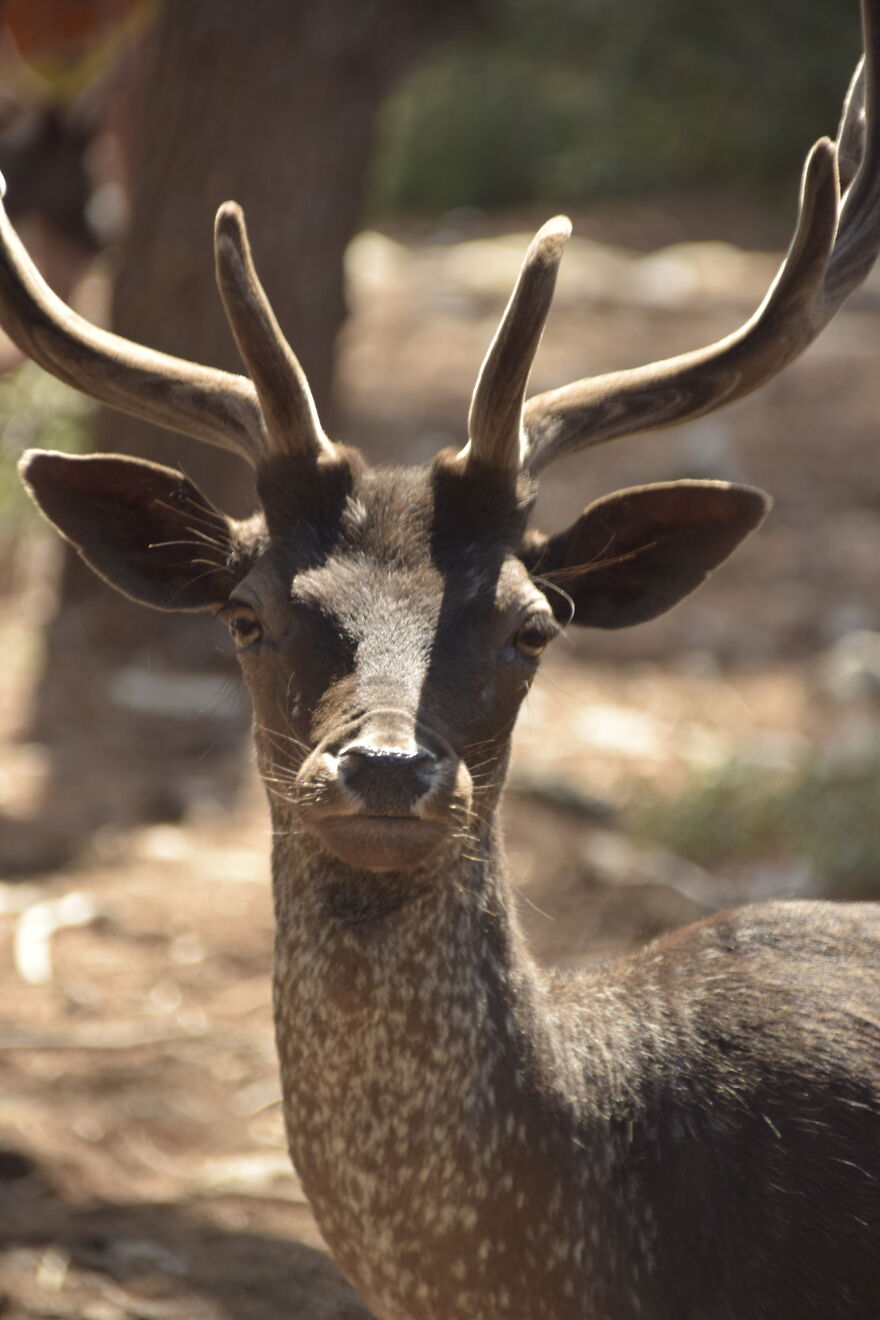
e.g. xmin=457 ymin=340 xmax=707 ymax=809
xmin=7 ymin=0 xmax=880 ymax=879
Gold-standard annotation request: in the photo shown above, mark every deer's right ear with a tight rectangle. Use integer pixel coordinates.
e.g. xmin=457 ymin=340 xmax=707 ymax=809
xmin=19 ymin=450 xmax=246 ymax=612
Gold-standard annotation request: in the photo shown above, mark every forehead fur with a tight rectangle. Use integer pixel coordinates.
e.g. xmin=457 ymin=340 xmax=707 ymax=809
xmin=337 ymin=465 xmax=439 ymax=566
xmin=257 ymin=448 xmax=536 ymax=581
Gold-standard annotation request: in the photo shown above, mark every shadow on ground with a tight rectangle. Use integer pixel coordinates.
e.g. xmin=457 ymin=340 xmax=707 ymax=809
xmin=0 ymin=1156 xmax=371 ymax=1320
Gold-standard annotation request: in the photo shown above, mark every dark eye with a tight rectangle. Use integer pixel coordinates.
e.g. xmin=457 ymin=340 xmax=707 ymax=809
xmin=514 ymin=616 xmax=557 ymax=660
xmin=224 ymin=606 xmax=262 ymax=649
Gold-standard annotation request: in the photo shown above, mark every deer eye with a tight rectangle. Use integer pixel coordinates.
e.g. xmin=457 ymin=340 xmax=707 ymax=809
xmin=223 ymin=604 xmax=262 ymax=649
xmin=514 ymin=615 xmax=558 ymax=660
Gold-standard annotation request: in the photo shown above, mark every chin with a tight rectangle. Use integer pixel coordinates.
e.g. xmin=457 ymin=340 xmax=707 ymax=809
xmin=307 ymin=814 xmax=451 ymax=872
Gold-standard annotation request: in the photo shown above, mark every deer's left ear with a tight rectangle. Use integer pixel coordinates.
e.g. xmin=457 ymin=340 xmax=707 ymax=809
xmin=520 ymin=480 xmax=770 ymax=629
xmin=20 ymin=450 xmax=248 ymax=612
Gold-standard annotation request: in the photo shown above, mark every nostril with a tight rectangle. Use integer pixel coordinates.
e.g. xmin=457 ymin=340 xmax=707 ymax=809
xmin=337 ymin=743 xmax=439 ymax=810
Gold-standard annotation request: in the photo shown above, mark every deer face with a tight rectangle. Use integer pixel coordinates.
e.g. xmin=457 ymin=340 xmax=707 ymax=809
xmin=20 ymin=439 xmax=765 ymax=875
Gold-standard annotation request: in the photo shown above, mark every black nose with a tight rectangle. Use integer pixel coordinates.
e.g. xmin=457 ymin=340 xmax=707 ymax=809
xmin=337 ymin=742 xmax=438 ymax=813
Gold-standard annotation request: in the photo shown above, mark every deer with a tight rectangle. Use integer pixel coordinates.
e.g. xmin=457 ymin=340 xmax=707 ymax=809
xmin=1 ymin=1 xmax=879 ymax=1315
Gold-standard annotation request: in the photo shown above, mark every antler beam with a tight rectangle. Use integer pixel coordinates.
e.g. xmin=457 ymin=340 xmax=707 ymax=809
xmin=516 ymin=0 xmax=880 ymax=476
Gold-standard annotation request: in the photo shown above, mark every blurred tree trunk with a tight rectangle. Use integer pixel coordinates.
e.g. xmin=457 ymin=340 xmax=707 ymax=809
xmin=25 ymin=0 xmax=484 ymax=848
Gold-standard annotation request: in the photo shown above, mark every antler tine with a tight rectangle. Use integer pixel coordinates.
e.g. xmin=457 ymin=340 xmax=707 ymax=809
xmin=835 ymin=58 xmax=866 ymax=194
xmin=826 ymin=0 xmax=880 ymax=307
xmin=214 ymin=203 xmax=334 ymax=462
xmin=522 ymin=0 xmax=880 ymax=477
xmin=462 ymin=216 xmax=571 ymax=471
xmin=0 ymin=176 xmax=264 ymax=466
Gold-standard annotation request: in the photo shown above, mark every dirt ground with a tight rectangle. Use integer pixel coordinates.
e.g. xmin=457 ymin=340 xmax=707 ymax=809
xmin=1 ymin=193 xmax=880 ymax=1318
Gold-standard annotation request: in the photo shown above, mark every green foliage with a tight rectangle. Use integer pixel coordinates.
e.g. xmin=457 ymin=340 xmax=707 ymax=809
xmin=632 ymin=751 xmax=880 ymax=899
xmin=0 ymin=363 xmax=93 ymax=532
xmin=372 ymin=0 xmax=859 ymax=212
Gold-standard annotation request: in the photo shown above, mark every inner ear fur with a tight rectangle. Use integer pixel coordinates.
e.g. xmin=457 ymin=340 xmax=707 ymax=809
xmin=521 ymin=480 xmax=770 ymax=629
xmin=20 ymin=450 xmax=247 ymax=611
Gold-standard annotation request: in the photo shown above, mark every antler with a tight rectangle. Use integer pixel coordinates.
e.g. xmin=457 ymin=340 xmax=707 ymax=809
xmin=214 ymin=203 xmax=333 ymax=461
xmin=0 ymin=182 xmax=331 ymax=468
xmin=2 ymin=0 xmax=875 ymax=483
xmin=463 ymin=215 xmax=570 ymax=471
xmin=474 ymin=0 xmax=880 ymax=478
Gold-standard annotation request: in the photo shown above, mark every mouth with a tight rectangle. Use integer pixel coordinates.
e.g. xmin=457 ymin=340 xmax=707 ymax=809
xmin=307 ymin=814 xmax=449 ymax=871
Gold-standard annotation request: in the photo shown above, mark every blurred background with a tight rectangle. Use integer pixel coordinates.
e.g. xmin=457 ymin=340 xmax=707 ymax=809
xmin=0 ymin=1 xmax=878 ymax=1316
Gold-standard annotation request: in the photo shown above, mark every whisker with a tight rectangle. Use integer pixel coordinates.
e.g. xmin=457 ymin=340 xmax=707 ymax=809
xmin=258 ymin=725 xmax=311 ymax=760
xmin=541 ymin=539 xmax=659 ymax=582
xmin=153 ymin=496 xmax=230 ymax=537
xmin=148 ymin=537 xmax=221 ymax=552
xmin=169 ymin=564 xmax=235 ymax=604
xmin=532 ymin=576 xmax=575 ymax=626
xmin=182 ymin=557 xmax=226 ymax=579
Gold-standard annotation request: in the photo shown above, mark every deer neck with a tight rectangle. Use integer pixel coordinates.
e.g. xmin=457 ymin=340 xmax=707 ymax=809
xmin=268 ymin=808 xmax=591 ymax=1319
xmin=268 ymin=809 xmax=565 ymax=1115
